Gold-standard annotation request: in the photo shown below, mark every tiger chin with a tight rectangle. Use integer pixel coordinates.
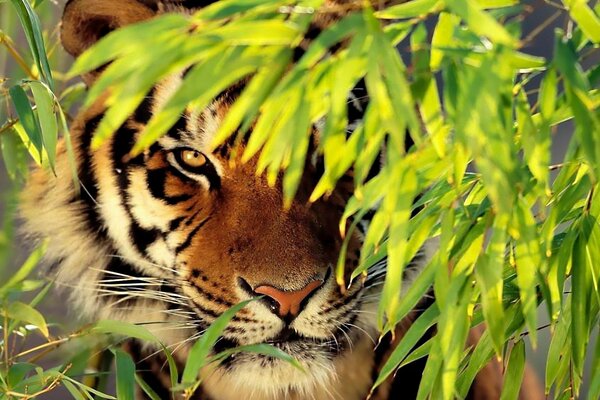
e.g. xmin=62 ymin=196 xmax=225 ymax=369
xmin=20 ymin=1 xmax=544 ymax=399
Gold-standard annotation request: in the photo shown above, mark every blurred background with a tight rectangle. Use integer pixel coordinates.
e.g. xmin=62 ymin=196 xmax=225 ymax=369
xmin=0 ymin=0 xmax=597 ymax=398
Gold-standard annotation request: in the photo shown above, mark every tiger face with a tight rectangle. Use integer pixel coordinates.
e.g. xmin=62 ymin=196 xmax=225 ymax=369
xmin=87 ymin=81 xmax=372 ymax=395
xmin=21 ymin=0 xmax=422 ymax=398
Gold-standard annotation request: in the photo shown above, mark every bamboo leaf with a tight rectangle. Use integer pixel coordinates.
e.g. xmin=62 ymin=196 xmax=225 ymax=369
xmin=9 ymin=0 xmax=54 ymax=88
xmin=5 ymin=301 xmax=49 ymax=337
xmin=376 ymin=0 xmax=443 ymax=19
xmin=134 ymin=375 xmax=162 ymax=400
xmin=372 ymin=305 xmax=439 ymax=390
xmin=475 ymin=214 xmax=507 ymax=356
xmin=181 ymin=299 xmax=255 ymax=385
xmin=28 ymin=80 xmax=57 ymax=171
xmin=92 ymin=320 xmax=159 ymax=343
xmin=511 ymin=196 xmax=540 ymax=346
xmin=500 ymin=340 xmax=526 ymax=400
xmin=445 ymin=0 xmax=517 ymax=46
xmin=562 ymin=0 xmax=600 ymax=43
xmin=113 ymin=349 xmax=136 ymax=400
xmin=0 ymin=242 xmax=46 ymax=295
xmin=9 ymin=84 xmax=43 ymax=162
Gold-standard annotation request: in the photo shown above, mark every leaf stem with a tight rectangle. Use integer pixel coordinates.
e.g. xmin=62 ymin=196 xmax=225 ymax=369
xmin=0 ymin=119 xmax=18 ymax=135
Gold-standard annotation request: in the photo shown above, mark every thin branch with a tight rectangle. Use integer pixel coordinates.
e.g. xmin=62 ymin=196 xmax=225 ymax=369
xmin=522 ymin=10 xmax=562 ymax=46
xmin=0 ymin=32 xmax=37 ymax=80
xmin=15 ymin=333 xmax=83 ymax=359
xmin=0 ymin=119 xmax=18 ymax=135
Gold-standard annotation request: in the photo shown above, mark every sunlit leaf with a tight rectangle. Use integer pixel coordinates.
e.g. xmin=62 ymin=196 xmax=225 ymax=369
xmin=28 ymin=80 xmax=57 ymax=171
xmin=9 ymin=0 xmax=54 ymax=88
xmin=5 ymin=301 xmax=49 ymax=337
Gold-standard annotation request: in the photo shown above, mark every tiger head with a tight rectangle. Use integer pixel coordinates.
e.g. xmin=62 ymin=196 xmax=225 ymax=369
xmin=21 ymin=0 xmax=424 ymax=398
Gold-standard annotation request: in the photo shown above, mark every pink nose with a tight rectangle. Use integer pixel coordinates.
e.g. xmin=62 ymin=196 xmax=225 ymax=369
xmin=254 ymin=279 xmax=324 ymax=318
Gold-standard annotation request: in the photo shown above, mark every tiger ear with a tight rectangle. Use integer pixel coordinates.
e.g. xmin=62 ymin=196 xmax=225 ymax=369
xmin=61 ymin=0 xmax=155 ymax=83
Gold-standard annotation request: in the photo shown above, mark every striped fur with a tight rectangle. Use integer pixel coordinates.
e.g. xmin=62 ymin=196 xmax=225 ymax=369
xmin=20 ymin=1 xmax=543 ymax=399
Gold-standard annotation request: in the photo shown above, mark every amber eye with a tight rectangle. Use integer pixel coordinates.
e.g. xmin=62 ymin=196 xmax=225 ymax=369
xmin=177 ymin=149 xmax=207 ymax=169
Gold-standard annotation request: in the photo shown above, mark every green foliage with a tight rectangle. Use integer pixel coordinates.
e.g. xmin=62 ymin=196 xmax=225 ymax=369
xmin=1 ymin=0 xmax=599 ymax=399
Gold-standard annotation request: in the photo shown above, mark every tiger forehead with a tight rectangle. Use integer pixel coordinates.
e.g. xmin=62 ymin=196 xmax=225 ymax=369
xmin=152 ymin=73 xmax=243 ymax=152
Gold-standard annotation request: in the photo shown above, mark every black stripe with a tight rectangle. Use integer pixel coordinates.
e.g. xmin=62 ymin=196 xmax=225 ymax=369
xmin=100 ymin=257 xmax=156 ymax=307
xmin=130 ymin=220 xmax=161 ymax=255
xmin=181 ymin=0 xmax=219 ymax=9
xmin=168 ymin=216 xmax=185 ymax=231
xmin=110 ymin=124 xmax=163 ymax=256
xmin=78 ymin=114 xmax=108 ymax=238
xmin=193 ymin=284 xmax=234 ymax=307
xmin=175 ymin=216 xmax=211 ymax=254
xmin=102 ymin=257 xmax=151 ymax=285
xmin=133 ymin=88 xmax=155 ymax=124
xmin=166 ymin=114 xmax=187 ymax=141
xmin=112 ymin=125 xmax=142 ymax=168
xmin=146 ymin=168 xmax=193 ymax=204
xmin=318 ymin=289 xmax=362 ymax=314
xmin=184 ymin=207 xmax=203 ymax=226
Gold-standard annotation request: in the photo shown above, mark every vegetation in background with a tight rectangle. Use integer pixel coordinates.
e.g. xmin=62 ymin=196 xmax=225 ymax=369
xmin=1 ymin=0 xmax=599 ymax=399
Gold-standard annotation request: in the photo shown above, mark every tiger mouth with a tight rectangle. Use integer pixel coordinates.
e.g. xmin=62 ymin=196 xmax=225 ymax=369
xmin=212 ymin=325 xmax=354 ymax=359
xmin=267 ymin=326 xmax=306 ymax=345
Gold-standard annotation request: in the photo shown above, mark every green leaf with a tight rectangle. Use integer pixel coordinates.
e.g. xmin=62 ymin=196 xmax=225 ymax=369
xmin=538 ymin=68 xmax=557 ymax=120
xmin=511 ymin=197 xmax=540 ymax=346
xmin=91 ymin=320 xmax=159 ymax=343
xmin=545 ymin=299 xmax=571 ymax=393
xmin=0 ymin=241 xmax=46 ymax=296
xmin=181 ymin=299 xmax=255 ymax=385
xmin=211 ymin=49 xmax=290 ymax=147
xmin=445 ymin=0 xmax=517 ymax=46
xmin=28 ymin=80 xmax=58 ymax=171
xmin=7 ymin=363 xmax=36 ymax=388
xmin=430 ymin=12 xmax=460 ymax=72
xmin=134 ymin=374 xmax=162 ymax=400
xmin=416 ymin=335 xmax=444 ymax=400
xmin=587 ymin=334 xmax=600 ymax=400
xmin=475 ymin=214 xmax=507 ymax=356
xmin=133 ymin=46 xmax=268 ymax=154
xmin=477 ymin=0 xmax=518 ymax=7
xmin=562 ymin=0 xmax=600 ymax=43
xmin=9 ymin=84 xmax=43 ymax=162
xmin=570 ymin=216 xmax=595 ymax=378
xmin=113 ymin=349 xmax=136 ymax=400
xmin=206 ymin=20 xmax=301 ymax=45
xmin=61 ymin=375 xmax=116 ymax=399
xmin=62 ymin=380 xmax=87 ymax=400
xmin=371 ymin=305 xmax=439 ymax=391
xmin=56 ymin=104 xmax=81 ymax=193
xmin=376 ymin=0 xmax=443 ymax=19
xmin=69 ymin=14 xmax=188 ymax=78
xmin=500 ymin=340 xmax=526 ymax=400
xmin=0 ymin=127 xmax=28 ymax=180
xmin=9 ymin=0 xmax=54 ymax=88
xmin=508 ymin=52 xmax=546 ymax=72
xmin=378 ymin=164 xmax=418 ymax=329
xmin=5 ymin=301 xmax=49 ymax=337
xmin=516 ymin=88 xmax=550 ymax=194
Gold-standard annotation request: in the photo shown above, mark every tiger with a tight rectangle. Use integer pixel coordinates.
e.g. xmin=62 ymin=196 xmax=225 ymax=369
xmin=20 ymin=0 xmax=545 ymax=399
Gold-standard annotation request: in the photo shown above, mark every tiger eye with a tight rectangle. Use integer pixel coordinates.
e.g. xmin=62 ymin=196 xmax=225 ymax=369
xmin=180 ymin=149 xmax=207 ymax=168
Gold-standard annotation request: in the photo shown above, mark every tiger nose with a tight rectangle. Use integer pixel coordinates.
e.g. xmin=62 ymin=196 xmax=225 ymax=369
xmin=254 ymin=279 xmax=324 ymax=318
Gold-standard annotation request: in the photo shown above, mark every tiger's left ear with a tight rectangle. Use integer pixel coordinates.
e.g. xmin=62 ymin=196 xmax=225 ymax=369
xmin=61 ymin=0 xmax=155 ymax=84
